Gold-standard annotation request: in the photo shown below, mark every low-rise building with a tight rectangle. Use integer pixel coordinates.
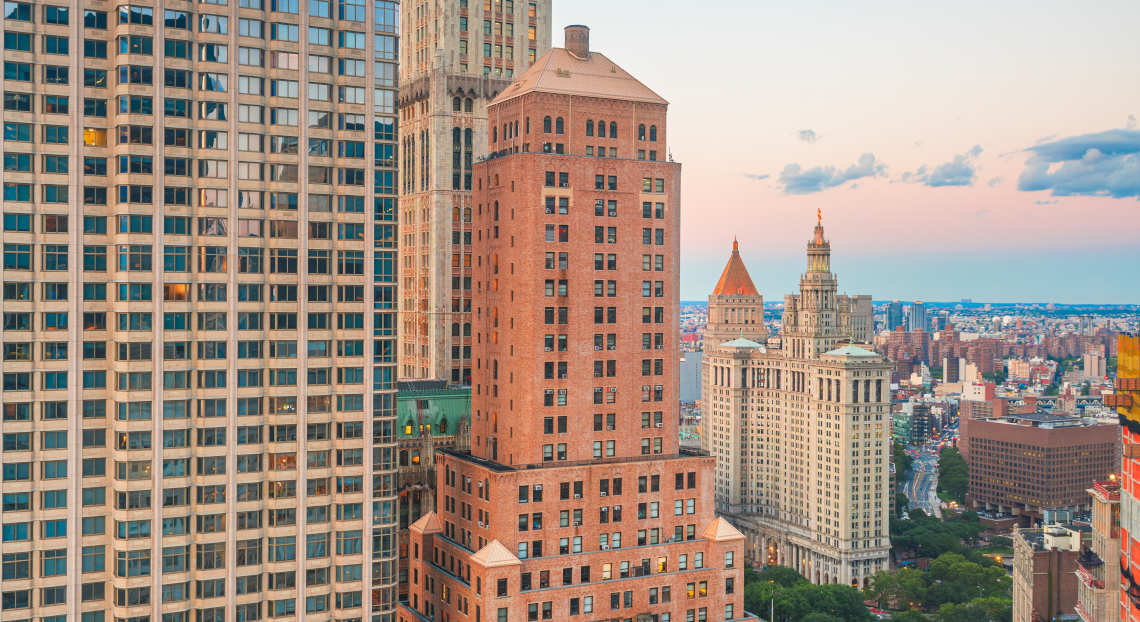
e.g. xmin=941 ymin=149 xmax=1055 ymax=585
xmin=1013 ymin=524 xmax=1087 ymax=622
xmin=396 ymin=381 xmax=471 ymax=599
xmin=1075 ymin=479 xmax=1120 ymax=622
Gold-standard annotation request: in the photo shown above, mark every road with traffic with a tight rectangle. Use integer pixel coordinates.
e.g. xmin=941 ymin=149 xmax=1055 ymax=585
xmin=905 ymin=445 xmax=942 ymax=518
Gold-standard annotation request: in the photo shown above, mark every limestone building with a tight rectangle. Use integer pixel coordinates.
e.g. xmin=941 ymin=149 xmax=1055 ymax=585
xmin=397 ymin=0 xmax=552 ymax=383
xmin=0 ymin=0 xmax=400 ymax=618
xmin=701 ymin=219 xmax=891 ymax=587
xmin=398 ymin=26 xmax=751 ymax=622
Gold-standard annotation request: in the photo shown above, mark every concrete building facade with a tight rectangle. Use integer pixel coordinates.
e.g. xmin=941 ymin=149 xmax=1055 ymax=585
xmin=0 ymin=0 xmax=400 ymax=618
xmin=700 ymin=220 xmax=891 ymax=587
xmin=396 ymin=0 xmax=551 ymax=383
xmin=396 ymin=26 xmax=751 ymax=622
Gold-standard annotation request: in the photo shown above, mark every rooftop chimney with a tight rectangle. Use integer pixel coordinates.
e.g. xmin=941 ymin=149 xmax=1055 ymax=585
xmin=564 ymin=24 xmax=589 ymax=59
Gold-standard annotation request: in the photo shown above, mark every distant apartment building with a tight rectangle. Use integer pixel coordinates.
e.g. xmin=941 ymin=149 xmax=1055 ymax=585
xmin=1013 ymin=525 xmax=1085 ymax=622
xmin=886 ymin=300 xmax=903 ymax=331
xmin=1075 ymin=479 xmax=1120 ymax=622
xmin=1083 ymin=350 xmax=1107 ymax=382
xmin=965 ymin=412 xmax=1119 ymax=523
xmin=701 ymin=220 xmax=890 ymax=587
xmin=893 ymin=401 xmax=935 ymax=446
xmin=397 ymin=0 xmax=551 ymax=383
xmin=907 ymin=301 xmax=927 ymax=332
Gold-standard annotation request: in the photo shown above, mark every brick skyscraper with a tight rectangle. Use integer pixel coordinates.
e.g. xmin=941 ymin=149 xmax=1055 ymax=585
xmin=0 ymin=0 xmax=400 ymax=618
xmin=398 ymin=25 xmax=751 ymax=622
xmin=397 ymin=0 xmax=552 ymax=384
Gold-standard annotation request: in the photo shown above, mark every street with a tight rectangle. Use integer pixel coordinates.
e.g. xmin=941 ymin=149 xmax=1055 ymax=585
xmin=906 ymin=446 xmax=942 ymax=518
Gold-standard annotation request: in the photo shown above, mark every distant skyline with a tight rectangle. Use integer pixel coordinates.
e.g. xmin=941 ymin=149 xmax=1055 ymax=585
xmin=550 ymin=0 xmax=1140 ymax=304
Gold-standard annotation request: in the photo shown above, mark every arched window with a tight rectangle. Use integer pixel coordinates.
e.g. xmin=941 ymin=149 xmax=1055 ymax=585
xmin=513 ymin=120 xmax=519 ymax=137
xmin=464 ymin=98 xmax=473 ymax=112
xmin=492 ymin=126 xmax=497 ymax=142
xmin=452 ymin=96 xmax=461 ymax=111
xmin=555 ymin=117 xmax=564 ymax=134
xmin=463 ymin=322 xmax=471 ymax=336
xmin=609 ymin=121 xmax=617 ymax=138
xmin=638 ymin=124 xmax=646 ymax=140
xmin=586 ymin=120 xmax=594 ymax=137
xmin=649 ymin=125 xmax=658 ymax=141
xmin=597 ymin=120 xmax=606 ymax=138
xmin=503 ymin=124 xmax=508 ymax=140
xmin=543 ymin=116 xmax=552 ymax=133
xmin=452 ymin=323 xmax=460 ymax=336
xmin=439 ymin=419 xmax=447 ymax=434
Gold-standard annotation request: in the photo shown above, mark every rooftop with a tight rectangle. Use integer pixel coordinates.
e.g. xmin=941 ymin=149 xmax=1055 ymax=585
xmin=823 ymin=344 xmax=880 ymax=358
xmin=489 ymin=46 xmax=667 ymax=107
xmin=712 ymin=239 xmax=760 ymax=297
xmin=720 ymin=337 xmax=765 ymax=350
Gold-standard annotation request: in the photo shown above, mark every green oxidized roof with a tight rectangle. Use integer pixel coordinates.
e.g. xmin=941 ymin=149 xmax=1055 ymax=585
xmin=397 ymin=387 xmax=471 ymax=439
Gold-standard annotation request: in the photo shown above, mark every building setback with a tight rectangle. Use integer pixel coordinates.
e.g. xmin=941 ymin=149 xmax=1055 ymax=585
xmin=964 ymin=412 xmax=1119 ymax=522
xmin=700 ymin=221 xmax=891 ymax=587
xmin=396 ymin=0 xmax=552 ymax=384
xmin=397 ymin=26 xmax=751 ymax=622
xmin=0 ymin=0 xmax=400 ymax=619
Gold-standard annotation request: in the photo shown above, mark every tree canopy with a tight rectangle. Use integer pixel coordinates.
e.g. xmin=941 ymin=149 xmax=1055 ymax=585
xmin=863 ymin=552 xmax=1011 ymax=614
xmin=743 ymin=566 xmax=873 ymax=622
xmin=937 ymin=447 xmax=968 ymax=504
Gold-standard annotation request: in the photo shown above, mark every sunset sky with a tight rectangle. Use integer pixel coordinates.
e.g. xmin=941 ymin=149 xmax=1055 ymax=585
xmin=551 ymin=0 xmax=1140 ymax=303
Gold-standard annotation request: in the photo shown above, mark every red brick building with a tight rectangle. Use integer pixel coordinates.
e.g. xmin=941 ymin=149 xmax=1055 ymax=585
xmin=964 ymin=412 xmax=1119 ymax=523
xmin=398 ymin=26 xmax=751 ymax=622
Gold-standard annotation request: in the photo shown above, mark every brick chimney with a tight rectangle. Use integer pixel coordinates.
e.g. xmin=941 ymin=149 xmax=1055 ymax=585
xmin=564 ymin=24 xmax=589 ymax=59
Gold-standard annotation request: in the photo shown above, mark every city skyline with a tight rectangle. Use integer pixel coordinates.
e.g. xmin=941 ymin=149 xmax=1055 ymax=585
xmin=551 ymin=0 xmax=1140 ymax=304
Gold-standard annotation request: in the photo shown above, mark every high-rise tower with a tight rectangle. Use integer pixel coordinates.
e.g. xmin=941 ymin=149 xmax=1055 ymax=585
xmin=0 ymin=0 xmax=400 ymax=618
xmin=397 ymin=0 xmax=552 ymax=384
xmin=398 ymin=25 xmax=751 ymax=622
xmin=702 ymin=218 xmax=890 ymax=587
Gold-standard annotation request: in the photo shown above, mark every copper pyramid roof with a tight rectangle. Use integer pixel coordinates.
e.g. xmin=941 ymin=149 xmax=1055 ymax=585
xmin=712 ymin=239 xmax=759 ymax=296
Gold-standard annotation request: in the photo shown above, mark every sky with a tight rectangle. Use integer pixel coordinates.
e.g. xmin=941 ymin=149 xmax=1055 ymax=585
xmin=550 ymin=0 xmax=1140 ymax=304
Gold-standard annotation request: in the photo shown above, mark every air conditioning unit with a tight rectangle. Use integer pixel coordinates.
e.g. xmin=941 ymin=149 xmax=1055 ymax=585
xmin=655 ymin=422 xmax=663 ymax=428
xmin=574 ymin=494 xmax=581 ymax=499
xmin=545 ymin=347 xmax=552 ymax=352
xmin=595 ymin=346 xmax=602 ymax=351
xmin=601 ymin=544 xmax=610 ymax=551
xmin=573 ymin=521 xmax=582 ymax=527
xmin=600 ymin=491 xmax=607 ymax=497
xmin=477 ymin=521 xmax=484 ymax=527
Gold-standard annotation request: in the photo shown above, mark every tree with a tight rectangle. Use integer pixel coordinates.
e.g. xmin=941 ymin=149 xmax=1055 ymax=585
xmin=933 ymin=597 xmax=1012 ymax=622
xmin=800 ymin=614 xmax=842 ymax=622
xmin=891 ymin=610 xmax=931 ymax=622
xmin=894 ymin=441 xmax=914 ymax=478
xmin=896 ymin=493 xmax=911 ymax=517
xmin=937 ymin=447 xmax=969 ymax=504
xmin=753 ymin=564 xmax=808 ymax=588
